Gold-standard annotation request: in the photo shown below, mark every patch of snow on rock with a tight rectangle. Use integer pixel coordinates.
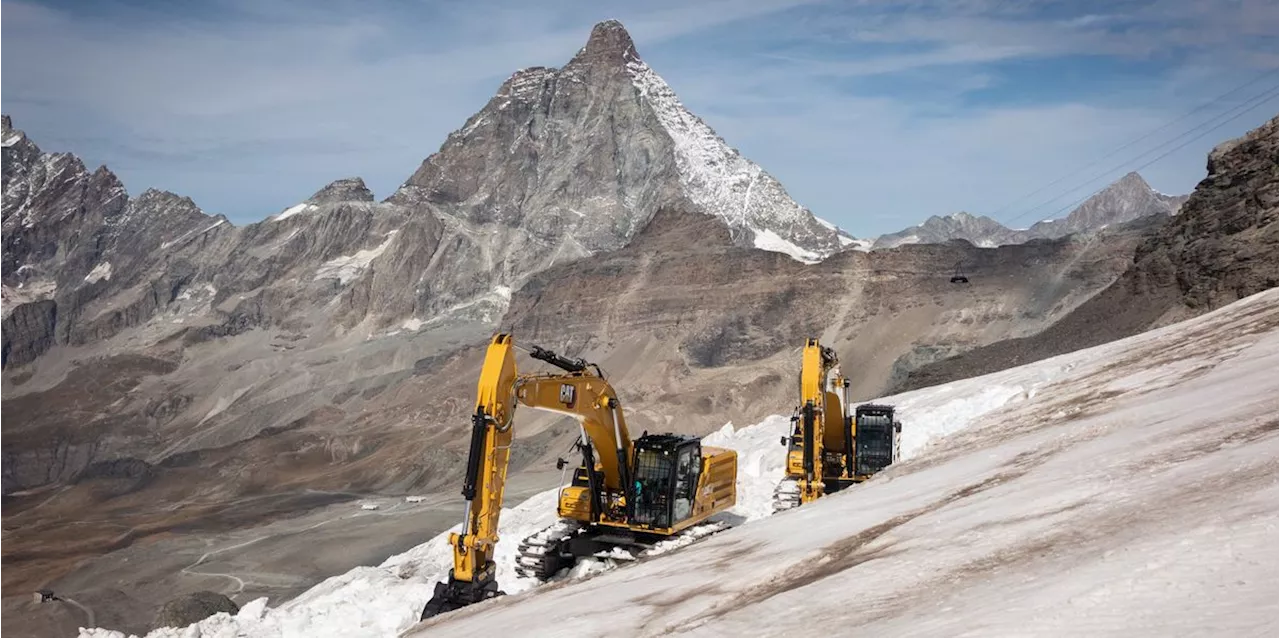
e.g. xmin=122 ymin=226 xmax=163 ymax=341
xmin=83 ymin=261 xmax=112 ymax=284
xmin=751 ymin=228 xmax=821 ymax=264
xmin=843 ymin=237 xmax=874 ymax=252
xmin=160 ymin=219 xmax=227 ymax=250
xmin=315 ymin=232 xmax=398 ymax=285
xmin=275 ymin=203 xmax=317 ymax=222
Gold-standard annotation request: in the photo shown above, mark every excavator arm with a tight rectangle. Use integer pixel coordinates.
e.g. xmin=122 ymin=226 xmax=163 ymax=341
xmin=776 ymin=338 xmax=852 ymax=511
xmin=422 ymin=333 xmax=519 ymax=617
xmin=795 ymin=339 xmax=831 ymax=501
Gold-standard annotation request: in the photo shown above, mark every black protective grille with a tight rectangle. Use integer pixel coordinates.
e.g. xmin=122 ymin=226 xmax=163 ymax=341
xmin=855 ymin=408 xmax=895 ymax=476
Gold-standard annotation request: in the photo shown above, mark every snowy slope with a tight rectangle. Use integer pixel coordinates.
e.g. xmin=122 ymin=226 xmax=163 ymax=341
xmin=409 ymin=289 xmax=1279 ymax=637
xmin=79 ymin=289 xmax=1279 ymax=638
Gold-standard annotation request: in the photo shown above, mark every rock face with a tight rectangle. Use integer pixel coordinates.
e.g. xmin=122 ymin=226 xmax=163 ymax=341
xmin=873 ymin=172 xmax=1188 ymax=250
xmin=891 ymin=117 xmax=1278 ymax=393
xmin=1158 ymin=118 xmax=1279 ymax=311
xmin=153 ymin=592 xmax=239 ymax=630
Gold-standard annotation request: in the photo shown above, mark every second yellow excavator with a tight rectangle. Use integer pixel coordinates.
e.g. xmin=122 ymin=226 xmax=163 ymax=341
xmin=772 ymin=338 xmax=900 ymax=512
xmin=421 ymin=334 xmax=738 ymax=619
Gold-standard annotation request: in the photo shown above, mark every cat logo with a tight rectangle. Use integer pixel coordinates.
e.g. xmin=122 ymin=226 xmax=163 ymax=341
xmin=559 ymin=384 xmax=576 ymax=408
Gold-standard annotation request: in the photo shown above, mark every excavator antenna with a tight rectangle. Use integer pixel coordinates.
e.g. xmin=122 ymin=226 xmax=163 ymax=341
xmin=950 ymin=259 xmax=969 ymax=284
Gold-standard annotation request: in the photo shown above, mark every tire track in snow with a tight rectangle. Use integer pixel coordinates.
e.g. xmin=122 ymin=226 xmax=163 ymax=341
xmin=672 ymin=467 xmax=1032 ymax=632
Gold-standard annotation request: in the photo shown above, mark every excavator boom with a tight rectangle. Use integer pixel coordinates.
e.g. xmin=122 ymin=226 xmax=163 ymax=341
xmin=421 ymin=334 xmax=518 ymax=617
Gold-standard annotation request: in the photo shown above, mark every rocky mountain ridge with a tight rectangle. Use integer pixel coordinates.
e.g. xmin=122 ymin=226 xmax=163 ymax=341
xmin=872 ymin=171 xmax=1189 ymax=250
xmin=892 ymin=117 xmax=1278 ymax=393
xmin=1 ymin=20 xmax=856 ymax=370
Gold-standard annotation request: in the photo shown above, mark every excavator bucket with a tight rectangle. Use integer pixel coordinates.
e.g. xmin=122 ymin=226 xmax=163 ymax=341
xmin=420 ymin=576 xmax=504 ymax=620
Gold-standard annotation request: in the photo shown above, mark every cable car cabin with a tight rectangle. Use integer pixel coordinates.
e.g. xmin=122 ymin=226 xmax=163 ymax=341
xmin=854 ymin=404 xmax=902 ymax=478
xmin=950 ymin=273 xmax=969 ymax=284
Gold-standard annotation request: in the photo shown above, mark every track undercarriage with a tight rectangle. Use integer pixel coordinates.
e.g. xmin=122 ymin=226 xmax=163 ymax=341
xmin=771 ymin=478 xmax=802 ymax=513
xmin=515 ymin=518 xmax=731 ymax=582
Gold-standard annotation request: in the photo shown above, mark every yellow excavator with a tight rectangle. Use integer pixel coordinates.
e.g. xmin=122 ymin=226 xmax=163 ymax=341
xmin=772 ymin=338 xmax=900 ymax=512
xmin=421 ymin=333 xmax=739 ymax=619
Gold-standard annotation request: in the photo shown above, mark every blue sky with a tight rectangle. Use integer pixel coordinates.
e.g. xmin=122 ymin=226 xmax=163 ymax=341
xmin=3 ymin=0 xmax=1276 ymax=237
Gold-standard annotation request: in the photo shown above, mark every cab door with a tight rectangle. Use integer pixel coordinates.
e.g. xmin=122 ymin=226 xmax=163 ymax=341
xmin=672 ymin=442 xmax=702 ymax=523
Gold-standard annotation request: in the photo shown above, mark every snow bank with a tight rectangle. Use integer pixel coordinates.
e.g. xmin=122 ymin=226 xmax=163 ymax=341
xmin=891 ymin=384 xmax=1030 ymax=461
xmin=78 ymin=395 xmax=998 ymax=638
xmin=702 ymin=415 xmax=792 ymax=523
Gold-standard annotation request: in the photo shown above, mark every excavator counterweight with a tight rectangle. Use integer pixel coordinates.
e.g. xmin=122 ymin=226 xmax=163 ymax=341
xmin=421 ymin=334 xmax=737 ymax=620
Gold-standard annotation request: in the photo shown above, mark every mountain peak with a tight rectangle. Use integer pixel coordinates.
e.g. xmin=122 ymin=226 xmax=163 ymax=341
xmin=390 ymin=16 xmax=844 ymax=264
xmin=136 ymin=188 xmax=201 ymax=211
xmin=573 ymin=19 xmax=639 ymax=66
xmin=308 ymin=177 xmax=374 ymax=204
xmin=2 ymin=114 xmax=30 ymax=149
xmin=1113 ymin=171 xmax=1149 ymax=189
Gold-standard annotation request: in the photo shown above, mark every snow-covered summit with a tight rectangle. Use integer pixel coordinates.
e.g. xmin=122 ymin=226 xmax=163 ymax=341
xmin=626 ymin=58 xmax=845 ymax=262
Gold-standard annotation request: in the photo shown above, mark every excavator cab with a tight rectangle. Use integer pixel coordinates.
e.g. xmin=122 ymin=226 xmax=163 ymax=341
xmin=630 ymin=434 xmax=703 ymax=529
xmin=854 ymin=404 xmax=900 ymax=477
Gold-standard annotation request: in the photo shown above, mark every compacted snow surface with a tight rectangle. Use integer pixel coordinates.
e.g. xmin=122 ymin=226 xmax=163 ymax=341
xmin=81 ymin=290 xmax=1279 ymax=638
